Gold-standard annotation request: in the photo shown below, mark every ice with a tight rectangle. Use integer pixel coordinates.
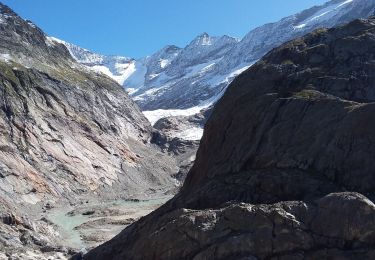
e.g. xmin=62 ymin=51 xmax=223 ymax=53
xmin=159 ymin=59 xmax=170 ymax=68
xmin=294 ymin=0 xmax=354 ymax=30
xmin=143 ymin=105 xmax=209 ymax=126
xmin=174 ymin=127 xmax=204 ymax=141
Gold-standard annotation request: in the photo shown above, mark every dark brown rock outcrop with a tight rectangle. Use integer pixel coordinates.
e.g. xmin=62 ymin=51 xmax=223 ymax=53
xmin=86 ymin=17 xmax=375 ymax=259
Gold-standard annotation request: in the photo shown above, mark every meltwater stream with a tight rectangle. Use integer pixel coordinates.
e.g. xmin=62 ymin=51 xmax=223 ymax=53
xmin=47 ymin=196 xmax=172 ymax=250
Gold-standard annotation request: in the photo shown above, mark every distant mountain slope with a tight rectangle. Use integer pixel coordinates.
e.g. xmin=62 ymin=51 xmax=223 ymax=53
xmin=59 ymin=0 xmax=375 ymax=116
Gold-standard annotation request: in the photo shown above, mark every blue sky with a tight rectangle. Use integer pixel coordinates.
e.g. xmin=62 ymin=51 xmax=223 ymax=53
xmin=2 ymin=0 xmax=328 ymax=58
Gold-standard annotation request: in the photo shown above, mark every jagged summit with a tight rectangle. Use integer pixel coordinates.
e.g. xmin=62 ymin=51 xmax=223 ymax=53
xmin=191 ymin=32 xmax=212 ymax=46
xmin=188 ymin=32 xmax=236 ymax=47
xmin=188 ymin=32 xmax=238 ymax=48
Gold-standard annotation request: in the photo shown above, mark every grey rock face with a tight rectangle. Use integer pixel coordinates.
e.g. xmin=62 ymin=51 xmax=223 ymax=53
xmin=0 ymin=2 xmax=178 ymax=255
xmin=86 ymin=18 xmax=375 ymax=259
xmin=0 ymin=2 xmax=177 ymax=205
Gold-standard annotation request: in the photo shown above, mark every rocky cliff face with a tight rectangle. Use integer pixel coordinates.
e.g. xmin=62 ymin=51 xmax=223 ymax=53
xmin=86 ymin=17 xmax=375 ymax=259
xmin=0 ymin=3 xmax=178 ymax=256
xmin=0 ymin=2 xmax=177 ymax=205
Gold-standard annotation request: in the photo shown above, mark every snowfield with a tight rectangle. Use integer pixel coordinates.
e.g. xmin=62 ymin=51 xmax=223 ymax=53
xmin=174 ymin=127 xmax=204 ymax=141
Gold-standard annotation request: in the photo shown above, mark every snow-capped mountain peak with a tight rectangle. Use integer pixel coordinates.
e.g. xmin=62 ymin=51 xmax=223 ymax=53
xmin=187 ymin=33 xmax=239 ymax=49
xmin=127 ymin=0 xmax=375 ymax=123
xmin=53 ymin=0 xmax=375 ymax=129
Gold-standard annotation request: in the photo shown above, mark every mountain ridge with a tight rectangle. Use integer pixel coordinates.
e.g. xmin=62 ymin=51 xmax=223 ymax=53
xmin=53 ymin=0 xmax=375 ymax=115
